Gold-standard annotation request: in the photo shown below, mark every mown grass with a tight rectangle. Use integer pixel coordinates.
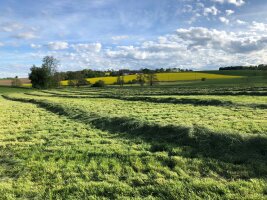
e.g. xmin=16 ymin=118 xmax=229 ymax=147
xmin=7 ymin=92 xmax=267 ymax=135
xmin=1 ymin=84 xmax=267 ymax=199
xmin=23 ymin=91 xmax=267 ymax=110
xmin=0 ymin=86 xmax=32 ymax=94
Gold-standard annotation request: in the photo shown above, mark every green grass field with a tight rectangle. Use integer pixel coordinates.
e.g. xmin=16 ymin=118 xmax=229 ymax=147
xmin=0 ymin=74 xmax=267 ymax=199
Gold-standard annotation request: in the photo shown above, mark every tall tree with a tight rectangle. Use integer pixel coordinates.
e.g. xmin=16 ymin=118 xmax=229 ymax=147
xmin=117 ymin=75 xmax=124 ymax=87
xmin=41 ymin=56 xmax=59 ymax=88
xmin=11 ymin=76 xmax=22 ymax=87
xmin=136 ymin=74 xmax=145 ymax=86
xmin=146 ymin=72 xmax=158 ymax=86
xmin=29 ymin=56 xmax=60 ymax=89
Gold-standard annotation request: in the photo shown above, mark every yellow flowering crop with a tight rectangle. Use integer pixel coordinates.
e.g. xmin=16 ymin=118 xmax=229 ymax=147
xmin=61 ymin=72 xmax=242 ymax=86
xmin=21 ymin=83 xmax=32 ymax=87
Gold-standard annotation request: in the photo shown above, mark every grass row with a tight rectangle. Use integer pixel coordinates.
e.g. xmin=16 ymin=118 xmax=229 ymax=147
xmin=24 ymin=91 xmax=267 ymax=110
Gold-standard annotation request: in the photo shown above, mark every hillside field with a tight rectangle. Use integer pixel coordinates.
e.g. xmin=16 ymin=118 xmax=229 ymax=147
xmin=0 ymin=76 xmax=266 ymax=199
xmin=60 ymin=71 xmax=243 ymax=86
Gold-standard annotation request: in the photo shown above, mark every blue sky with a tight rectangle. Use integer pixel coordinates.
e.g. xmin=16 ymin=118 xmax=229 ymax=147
xmin=0 ymin=0 xmax=267 ymax=77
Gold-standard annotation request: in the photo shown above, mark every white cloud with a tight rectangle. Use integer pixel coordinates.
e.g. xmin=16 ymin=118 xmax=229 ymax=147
xmin=219 ymin=17 xmax=230 ymax=24
xmin=212 ymin=0 xmax=245 ymax=7
xmin=250 ymin=21 xmax=267 ymax=32
xmin=182 ymin=4 xmax=193 ymax=13
xmin=0 ymin=22 xmax=24 ymax=32
xmin=236 ymin=19 xmax=246 ymax=25
xmin=106 ymin=47 xmax=145 ymax=60
xmin=2 ymin=23 xmax=267 ymax=75
xmin=72 ymin=43 xmax=102 ymax=52
xmin=111 ymin=35 xmax=129 ymax=41
xmin=175 ymin=27 xmax=267 ymax=53
xmin=48 ymin=41 xmax=69 ymax=50
xmin=89 ymin=24 xmax=267 ymax=70
xmin=204 ymin=6 xmax=219 ymax=16
xmin=228 ymin=0 xmax=245 ymax=6
xmin=30 ymin=44 xmax=42 ymax=49
xmin=3 ymin=23 xmax=267 ymax=76
xmin=13 ymin=32 xmax=37 ymax=40
xmin=226 ymin=10 xmax=234 ymax=16
xmin=1 ymin=0 xmax=267 ymax=78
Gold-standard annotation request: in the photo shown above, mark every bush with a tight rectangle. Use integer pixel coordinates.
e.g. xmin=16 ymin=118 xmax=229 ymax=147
xmin=77 ymin=79 xmax=90 ymax=87
xmin=127 ymin=79 xmax=137 ymax=85
xmin=92 ymin=80 xmax=105 ymax=87
xmin=201 ymin=77 xmax=207 ymax=81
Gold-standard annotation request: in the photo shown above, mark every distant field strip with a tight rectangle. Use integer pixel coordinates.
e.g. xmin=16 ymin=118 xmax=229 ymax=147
xmin=60 ymin=72 xmax=242 ymax=85
xmin=0 ymin=78 xmax=31 ymax=86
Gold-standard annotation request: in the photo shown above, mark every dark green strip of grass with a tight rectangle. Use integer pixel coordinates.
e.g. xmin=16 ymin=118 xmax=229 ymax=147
xmin=109 ymin=96 xmax=234 ymax=106
xmin=112 ymin=96 xmax=267 ymax=109
xmin=24 ymin=92 xmax=267 ymax=109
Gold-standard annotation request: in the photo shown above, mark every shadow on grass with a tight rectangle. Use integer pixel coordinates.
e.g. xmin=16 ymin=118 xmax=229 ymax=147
xmin=107 ymin=96 xmax=235 ymax=107
xmin=137 ymin=91 xmax=267 ymax=96
xmin=111 ymin=96 xmax=267 ymax=110
xmin=3 ymin=94 xmax=267 ymax=178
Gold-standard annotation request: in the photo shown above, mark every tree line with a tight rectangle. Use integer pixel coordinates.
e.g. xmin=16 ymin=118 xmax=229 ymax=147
xmin=116 ymin=72 xmax=158 ymax=87
xmin=28 ymin=56 xmax=160 ymax=89
xmin=219 ymin=64 xmax=267 ymax=71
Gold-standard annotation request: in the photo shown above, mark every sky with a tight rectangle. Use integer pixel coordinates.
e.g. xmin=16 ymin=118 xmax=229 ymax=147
xmin=0 ymin=0 xmax=267 ymax=78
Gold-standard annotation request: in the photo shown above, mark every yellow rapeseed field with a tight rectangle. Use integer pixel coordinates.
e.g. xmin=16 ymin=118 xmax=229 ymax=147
xmin=21 ymin=83 xmax=32 ymax=87
xmin=61 ymin=72 xmax=242 ymax=86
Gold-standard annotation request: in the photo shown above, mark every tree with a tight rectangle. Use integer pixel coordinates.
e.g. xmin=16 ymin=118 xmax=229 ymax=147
xmin=11 ymin=76 xmax=22 ymax=87
xmin=68 ymin=79 xmax=77 ymax=87
xmin=141 ymin=68 xmax=151 ymax=74
xmin=29 ymin=65 xmax=48 ymax=89
xmin=53 ymin=72 xmax=64 ymax=87
xmin=68 ymin=71 xmax=89 ymax=87
xmin=92 ymin=80 xmax=105 ymax=87
xmin=42 ymin=56 xmax=59 ymax=88
xmin=264 ymin=69 xmax=267 ymax=80
xmin=29 ymin=56 xmax=60 ymax=89
xmin=131 ymin=79 xmax=137 ymax=84
xmin=128 ymin=79 xmax=137 ymax=86
xmin=117 ymin=75 xmax=124 ymax=87
xmin=77 ymin=78 xmax=90 ymax=87
xmin=146 ymin=72 xmax=158 ymax=86
xmin=136 ymin=74 xmax=146 ymax=86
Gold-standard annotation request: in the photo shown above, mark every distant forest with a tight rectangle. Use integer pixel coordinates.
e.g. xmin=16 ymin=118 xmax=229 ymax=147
xmin=219 ymin=64 xmax=267 ymax=71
